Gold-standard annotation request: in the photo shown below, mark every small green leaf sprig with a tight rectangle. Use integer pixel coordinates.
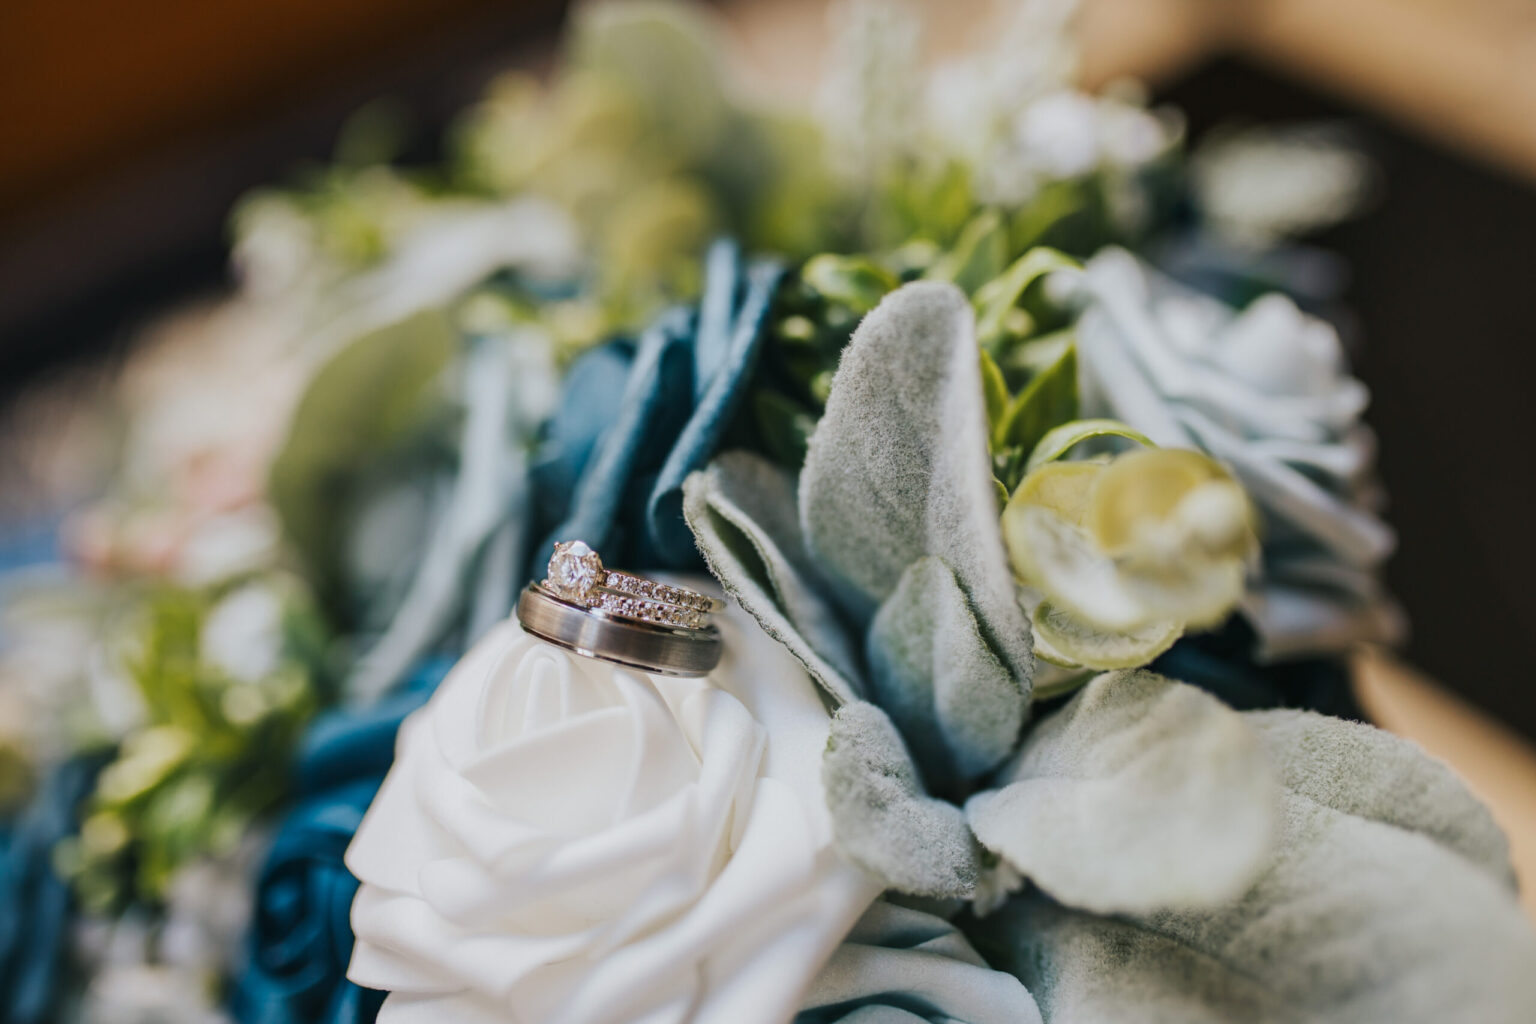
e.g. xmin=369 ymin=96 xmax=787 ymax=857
xmin=57 ymin=574 xmax=328 ymax=913
xmin=745 ymin=205 xmax=1093 ymax=479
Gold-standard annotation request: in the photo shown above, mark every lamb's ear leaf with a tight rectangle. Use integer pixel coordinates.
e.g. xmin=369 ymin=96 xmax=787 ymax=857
xmin=966 ymin=670 xmax=1278 ymax=915
xmin=801 ymin=281 xmax=1033 ymax=687
xmin=823 ymin=701 xmax=981 ymax=899
xmin=682 ymin=453 xmax=863 ymax=704
xmin=969 ymin=708 xmax=1536 ymax=1024
xmin=866 ymin=557 xmax=1026 ymax=791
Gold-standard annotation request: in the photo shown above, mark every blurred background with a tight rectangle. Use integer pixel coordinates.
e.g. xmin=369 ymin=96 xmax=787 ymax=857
xmin=1 ymin=0 xmax=1535 ymax=737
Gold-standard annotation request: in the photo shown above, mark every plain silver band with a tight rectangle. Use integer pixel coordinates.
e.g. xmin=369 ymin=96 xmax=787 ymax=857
xmin=516 ymin=585 xmax=722 ymax=677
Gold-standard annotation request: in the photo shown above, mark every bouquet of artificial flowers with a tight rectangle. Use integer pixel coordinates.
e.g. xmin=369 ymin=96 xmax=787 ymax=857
xmin=1 ymin=2 xmax=1531 ymax=1022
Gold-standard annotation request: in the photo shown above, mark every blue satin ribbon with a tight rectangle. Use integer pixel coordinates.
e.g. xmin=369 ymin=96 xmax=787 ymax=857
xmin=232 ymin=658 xmax=451 ymax=1024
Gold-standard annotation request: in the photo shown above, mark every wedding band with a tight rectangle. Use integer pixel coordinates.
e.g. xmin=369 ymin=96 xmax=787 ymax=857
xmin=516 ymin=584 xmax=722 ymax=677
xmin=545 ymin=540 xmax=726 ymax=629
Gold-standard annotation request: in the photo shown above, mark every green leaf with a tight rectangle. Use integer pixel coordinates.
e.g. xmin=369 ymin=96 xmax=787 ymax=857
xmin=823 ymin=701 xmax=981 ymax=899
xmin=979 ymin=348 xmax=1010 ymax=435
xmin=801 ymin=254 xmax=900 ymax=315
xmin=967 ymin=671 xmax=1278 ymax=915
xmin=1004 ymin=501 xmax=1245 ymax=634
xmin=751 ymin=390 xmax=820 ymax=468
xmin=1030 ymin=600 xmax=1182 ymax=671
xmin=995 ymin=338 xmax=1078 ymax=461
xmin=925 ymin=210 xmax=1007 ymax=294
xmin=866 ymin=557 xmax=1026 ymax=791
xmin=971 ymin=709 xmax=1536 ymax=1023
xmin=268 ymin=311 xmax=457 ymax=610
xmin=973 ymin=246 xmax=1079 ymax=352
xmin=1024 ymin=417 xmax=1154 ymax=475
xmin=801 ymin=282 xmax=1033 ymax=684
xmin=570 ymin=0 xmax=729 ymax=165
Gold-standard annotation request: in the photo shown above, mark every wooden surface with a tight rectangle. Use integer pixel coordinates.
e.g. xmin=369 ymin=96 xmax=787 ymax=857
xmin=1355 ymin=650 xmax=1536 ymax=918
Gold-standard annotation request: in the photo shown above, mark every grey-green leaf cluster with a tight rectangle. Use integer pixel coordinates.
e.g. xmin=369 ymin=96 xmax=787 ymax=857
xmin=687 ymin=282 xmax=1033 ymax=894
xmin=684 ymin=277 xmax=1536 ymax=1024
xmin=969 ymin=705 xmax=1536 ymax=1023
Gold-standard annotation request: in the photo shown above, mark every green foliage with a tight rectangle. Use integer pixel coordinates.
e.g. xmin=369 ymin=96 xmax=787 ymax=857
xmin=59 ymin=579 xmax=326 ymax=911
xmin=925 ymin=210 xmax=1008 ymax=294
xmin=268 ymin=311 xmax=458 ymax=621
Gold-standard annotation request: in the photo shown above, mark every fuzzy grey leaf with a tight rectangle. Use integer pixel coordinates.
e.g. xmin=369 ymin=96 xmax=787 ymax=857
xmin=682 ymin=452 xmax=863 ymax=703
xmin=867 ymin=557 xmax=1026 ymax=791
xmin=970 ymin=709 xmax=1536 ymax=1023
xmin=823 ymin=702 xmax=981 ymax=899
xmin=800 ymin=282 xmax=1033 ymax=685
xmin=966 ymin=670 xmax=1278 ymax=915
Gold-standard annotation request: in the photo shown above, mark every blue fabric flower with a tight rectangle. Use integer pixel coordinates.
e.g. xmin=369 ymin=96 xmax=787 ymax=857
xmin=796 ymin=901 xmax=1041 ymax=1024
xmin=232 ymin=659 xmax=451 ymax=1024
xmin=531 ymin=238 xmax=784 ymax=573
xmin=0 ymin=755 xmax=102 ymax=1024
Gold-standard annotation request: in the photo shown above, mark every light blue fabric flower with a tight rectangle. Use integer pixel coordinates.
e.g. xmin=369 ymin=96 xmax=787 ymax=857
xmin=797 ymin=901 xmax=1041 ymax=1024
xmin=0 ymin=756 xmax=102 ymax=1024
xmin=232 ymin=659 xmax=450 ymax=1024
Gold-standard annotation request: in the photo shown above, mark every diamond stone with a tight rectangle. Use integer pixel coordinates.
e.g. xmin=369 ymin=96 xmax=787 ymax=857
xmin=548 ymin=540 xmax=603 ymax=601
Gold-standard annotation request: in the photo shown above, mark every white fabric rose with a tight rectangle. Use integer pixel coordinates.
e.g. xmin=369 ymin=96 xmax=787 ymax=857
xmin=1068 ymin=248 xmax=1403 ymax=658
xmin=345 ymin=587 xmax=880 ymax=1024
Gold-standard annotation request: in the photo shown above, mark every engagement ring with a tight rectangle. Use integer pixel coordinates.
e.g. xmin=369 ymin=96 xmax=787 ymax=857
xmin=515 ymin=541 xmax=724 ymax=676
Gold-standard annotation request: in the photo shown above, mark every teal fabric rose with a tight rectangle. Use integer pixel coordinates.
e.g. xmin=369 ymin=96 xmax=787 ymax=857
xmin=0 ymin=756 xmax=101 ymax=1024
xmin=531 ymin=239 xmax=784 ymax=573
xmin=232 ymin=660 xmax=449 ymax=1024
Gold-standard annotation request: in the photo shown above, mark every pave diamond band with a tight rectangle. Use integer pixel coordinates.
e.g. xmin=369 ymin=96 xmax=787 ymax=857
xmin=516 ymin=584 xmax=722 ymax=677
xmin=588 ymin=588 xmax=708 ymax=630
xmin=600 ymin=571 xmax=723 ymax=614
xmin=525 ymin=541 xmax=725 ymax=674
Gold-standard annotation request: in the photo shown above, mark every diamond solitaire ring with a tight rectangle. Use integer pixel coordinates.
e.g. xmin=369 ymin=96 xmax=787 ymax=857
xmin=516 ymin=541 xmax=725 ymax=676
xmin=543 ymin=540 xmax=725 ymax=630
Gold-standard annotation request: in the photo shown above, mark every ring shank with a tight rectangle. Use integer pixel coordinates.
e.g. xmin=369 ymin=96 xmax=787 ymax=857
xmin=516 ymin=585 xmax=722 ymax=677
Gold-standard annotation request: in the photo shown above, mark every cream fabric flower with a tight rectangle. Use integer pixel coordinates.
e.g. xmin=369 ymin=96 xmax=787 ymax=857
xmin=344 ymin=588 xmax=879 ymax=1024
xmin=1068 ymin=248 xmax=1402 ymax=658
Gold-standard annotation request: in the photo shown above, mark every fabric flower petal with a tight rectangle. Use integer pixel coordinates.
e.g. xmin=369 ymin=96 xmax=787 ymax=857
xmin=798 ymin=900 xmax=1041 ymax=1024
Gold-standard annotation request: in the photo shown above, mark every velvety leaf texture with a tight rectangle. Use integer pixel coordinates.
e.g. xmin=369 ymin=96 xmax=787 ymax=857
xmin=822 ymin=702 xmax=980 ymax=899
xmin=966 ymin=671 xmax=1278 ymax=915
xmin=866 ymin=557 xmax=1025 ymax=793
xmin=800 ymin=281 xmax=1033 ymax=687
xmin=970 ymin=709 xmax=1536 ymax=1023
xmin=683 ymin=452 xmax=864 ymax=703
